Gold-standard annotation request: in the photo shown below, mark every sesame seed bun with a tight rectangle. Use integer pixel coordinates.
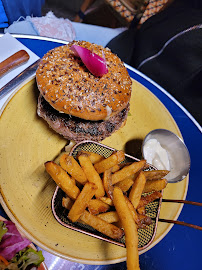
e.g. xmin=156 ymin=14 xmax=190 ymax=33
xmin=36 ymin=41 xmax=132 ymax=121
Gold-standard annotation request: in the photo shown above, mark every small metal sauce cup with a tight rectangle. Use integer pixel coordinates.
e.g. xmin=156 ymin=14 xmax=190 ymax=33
xmin=142 ymin=129 xmax=191 ymax=183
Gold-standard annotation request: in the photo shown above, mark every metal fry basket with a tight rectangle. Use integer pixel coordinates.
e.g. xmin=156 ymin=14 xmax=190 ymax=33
xmin=52 ymin=140 xmax=162 ymax=250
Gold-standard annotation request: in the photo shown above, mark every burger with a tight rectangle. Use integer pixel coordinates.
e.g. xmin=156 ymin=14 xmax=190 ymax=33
xmin=36 ymin=40 xmax=132 ymax=142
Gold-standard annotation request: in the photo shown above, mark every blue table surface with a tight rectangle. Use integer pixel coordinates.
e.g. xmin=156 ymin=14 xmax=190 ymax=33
xmin=0 ymin=36 xmax=201 ymax=270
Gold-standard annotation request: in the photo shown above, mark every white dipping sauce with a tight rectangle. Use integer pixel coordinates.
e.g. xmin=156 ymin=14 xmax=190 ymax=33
xmin=143 ymin=138 xmax=170 ymax=170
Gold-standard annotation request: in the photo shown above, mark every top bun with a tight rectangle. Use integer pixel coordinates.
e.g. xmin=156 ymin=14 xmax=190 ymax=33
xmin=36 ymin=41 xmax=132 ymax=121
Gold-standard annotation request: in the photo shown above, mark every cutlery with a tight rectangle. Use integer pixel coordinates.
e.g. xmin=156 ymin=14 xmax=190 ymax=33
xmin=0 ymin=58 xmax=40 ymax=99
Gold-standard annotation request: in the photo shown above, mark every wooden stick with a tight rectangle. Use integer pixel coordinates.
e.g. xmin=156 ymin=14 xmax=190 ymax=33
xmin=158 ymin=218 xmax=202 ymax=231
xmin=162 ymin=199 xmax=202 ymax=207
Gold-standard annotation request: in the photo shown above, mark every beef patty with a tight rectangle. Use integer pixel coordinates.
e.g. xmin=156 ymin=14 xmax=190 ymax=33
xmin=37 ymin=94 xmax=129 ymax=142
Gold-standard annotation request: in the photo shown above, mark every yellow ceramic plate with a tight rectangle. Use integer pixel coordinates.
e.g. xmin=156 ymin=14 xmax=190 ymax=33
xmin=0 ymin=76 xmax=188 ymax=264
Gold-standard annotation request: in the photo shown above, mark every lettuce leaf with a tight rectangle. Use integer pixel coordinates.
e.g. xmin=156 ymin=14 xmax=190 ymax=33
xmin=0 ymin=221 xmax=8 ymax=242
xmin=12 ymin=247 xmax=44 ymax=270
xmin=0 ymin=221 xmax=31 ymax=260
xmin=0 ymin=221 xmax=44 ymax=269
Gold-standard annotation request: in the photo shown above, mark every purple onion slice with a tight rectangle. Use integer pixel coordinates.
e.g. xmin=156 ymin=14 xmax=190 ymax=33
xmin=70 ymin=44 xmax=108 ymax=77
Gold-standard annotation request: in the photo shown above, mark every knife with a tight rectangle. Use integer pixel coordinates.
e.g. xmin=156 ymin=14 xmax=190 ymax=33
xmin=0 ymin=58 xmax=40 ymax=100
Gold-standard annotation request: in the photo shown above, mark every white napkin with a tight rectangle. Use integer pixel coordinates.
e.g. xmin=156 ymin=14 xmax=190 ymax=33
xmin=0 ymin=33 xmax=39 ymax=109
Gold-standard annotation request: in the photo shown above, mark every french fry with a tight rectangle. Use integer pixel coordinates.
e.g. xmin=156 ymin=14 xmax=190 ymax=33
xmin=115 ymin=177 xmax=134 ymax=193
xmin=99 ymin=196 xmax=114 ymax=206
xmin=88 ymin=199 xmax=110 ymax=215
xmin=79 ymin=150 xmax=105 ymax=164
xmin=111 ymin=164 xmax=122 ymax=173
xmin=143 ymin=170 xmax=169 ymax=181
xmin=60 ymin=153 xmax=87 ymax=185
xmin=70 ymin=177 xmax=76 ymax=185
xmin=124 ymin=196 xmax=139 ymax=224
xmin=137 ymin=214 xmax=152 ymax=229
xmin=125 ymin=197 xmax=152 ymax=229
xmin=68 ymin=182 xmax=97 ymax=222
xmin=94 ymin=151 xmax=125 ymax=174
xmin=45 ymin=161 xmax=80 ymax=200
xmin=78 ymin=152 xmax=105 ymax=198
xmin=113 ymin=187 xmax=140 ymax=270
xmin=97 ymin=211 xmax=119 ymax=223
xmin=62 ymin=196 xmax=74 ymax=210
xmin=103 ymin=169 xmax=114 ymax=200
xmin=80 ymin=210 xmax=124 ymax=240
xmin=137 ymin=206 xmax=146 ymax=215
xmin=129 ymin=171 xmax=146 ymax=209
xmin=137 ymin=191 xmax=162 ymax=209
xmin=112 ymin=160 xmax=146 ymax=185
xmin=143 ymin=178 xmax=167 ymax=193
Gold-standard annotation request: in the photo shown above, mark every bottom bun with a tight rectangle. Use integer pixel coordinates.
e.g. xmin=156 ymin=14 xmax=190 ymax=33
xmin=37 ymin=95 xmax=129 ymax=142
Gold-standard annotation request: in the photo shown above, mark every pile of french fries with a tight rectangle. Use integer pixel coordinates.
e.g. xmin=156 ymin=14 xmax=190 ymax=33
xmin=45 ymin=149 xmax=169 ymax=270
